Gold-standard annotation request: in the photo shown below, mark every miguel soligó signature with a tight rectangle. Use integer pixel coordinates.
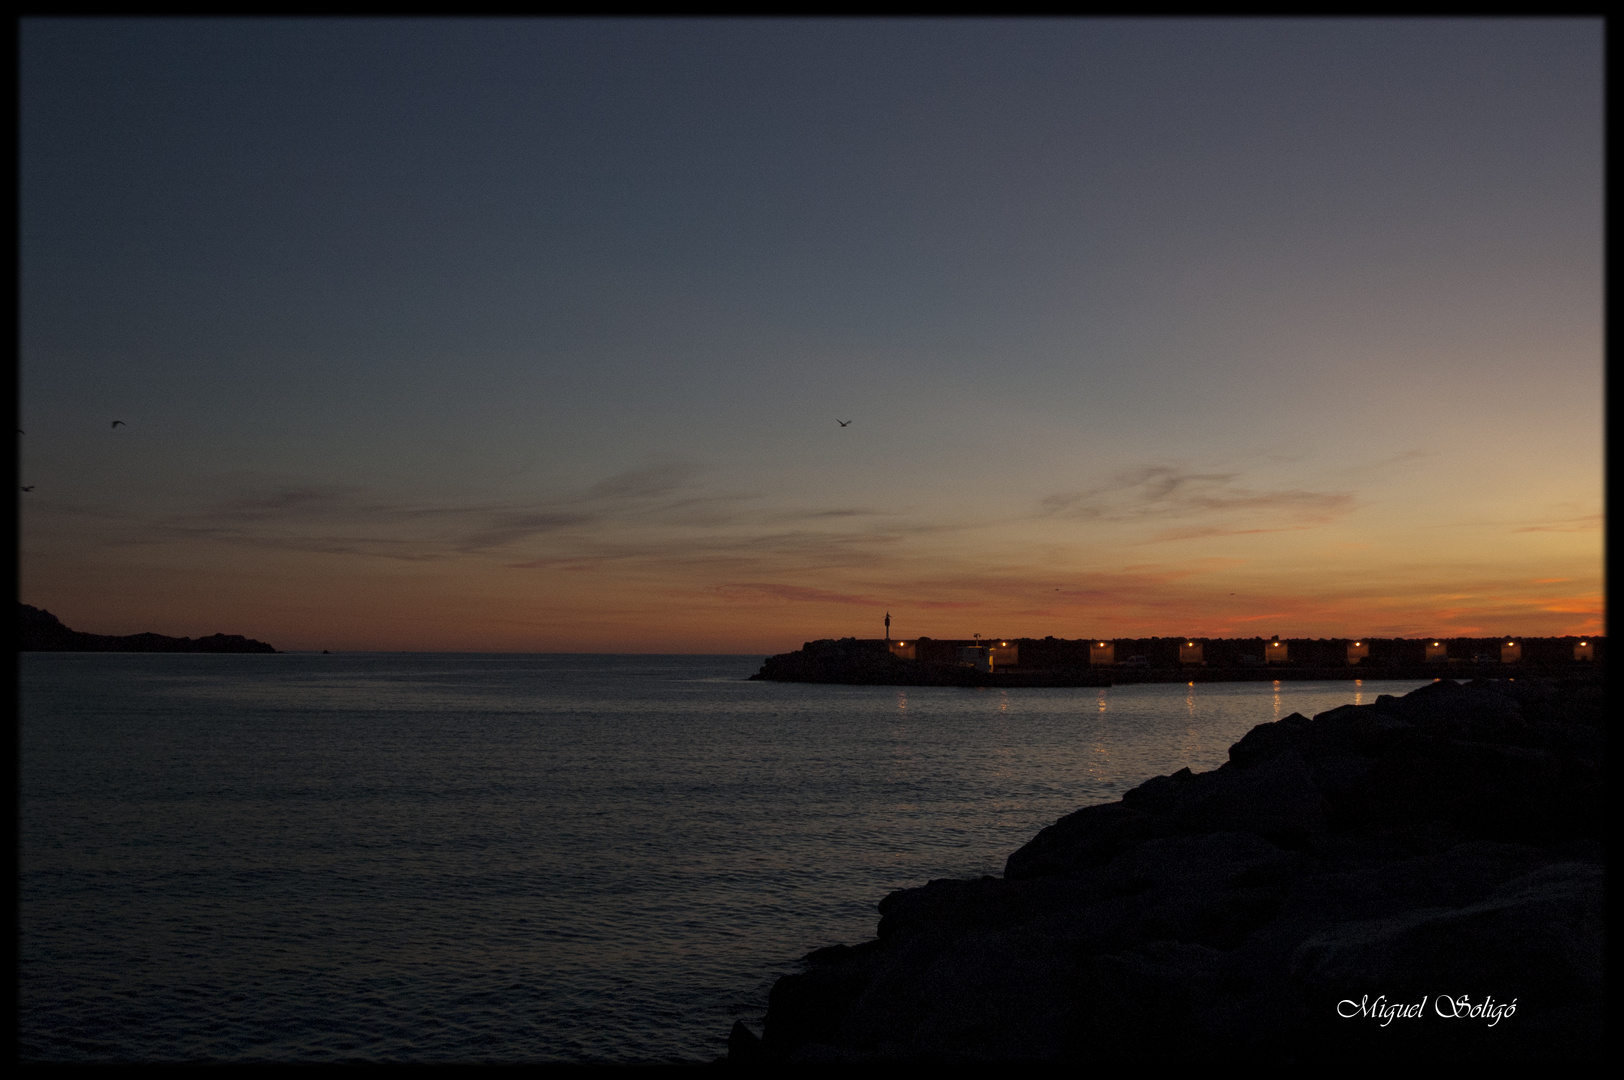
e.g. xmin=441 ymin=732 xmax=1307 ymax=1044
xmin=1338 ymin=994 xmax=1517 ymax=1027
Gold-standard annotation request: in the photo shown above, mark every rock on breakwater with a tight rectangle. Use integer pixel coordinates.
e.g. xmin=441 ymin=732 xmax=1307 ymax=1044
xmin=730 ymin=676 xmax=1603 ymax=1062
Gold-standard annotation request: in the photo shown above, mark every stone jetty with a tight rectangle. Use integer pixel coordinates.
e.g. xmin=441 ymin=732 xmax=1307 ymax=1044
xmin=750 ymin=636 xmax=1601 ymax=686
xmin=749 ymin=636 xmax=1110 ymax=686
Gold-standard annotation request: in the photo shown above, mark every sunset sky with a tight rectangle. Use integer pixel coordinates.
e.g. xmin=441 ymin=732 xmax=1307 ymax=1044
xmin=19 ymin=19 xmax=1602 ymax=653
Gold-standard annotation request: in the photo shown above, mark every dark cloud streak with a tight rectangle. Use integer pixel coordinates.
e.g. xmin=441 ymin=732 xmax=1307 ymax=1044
xmin=1040 ymin=464 xmax=1355 ymax=538
xmin=46 ymin=464 xmax=949 ymax=574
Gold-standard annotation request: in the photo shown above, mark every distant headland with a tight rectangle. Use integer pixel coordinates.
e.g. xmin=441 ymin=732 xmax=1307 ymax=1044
xmin=18 ymin=604 xmax=278 ymax=653
xmin=751 ymin=634 xmax=1603 ymax=686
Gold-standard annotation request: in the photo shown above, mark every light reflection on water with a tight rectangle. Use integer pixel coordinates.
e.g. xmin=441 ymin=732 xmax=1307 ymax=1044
xmin=21 ymin=653 xmax=1431 ymax=1063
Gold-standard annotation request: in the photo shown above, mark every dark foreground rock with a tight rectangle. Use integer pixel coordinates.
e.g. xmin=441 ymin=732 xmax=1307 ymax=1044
xmin=19 ymin=603 xmax=278 ymax=653
xmin=735 ymin=675 xmax=1604 ymax=1061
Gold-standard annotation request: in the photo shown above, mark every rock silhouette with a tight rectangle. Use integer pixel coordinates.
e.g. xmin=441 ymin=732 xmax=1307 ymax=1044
xmin=18 ymin=603 xmax=278 ymax=653
xmin=735 ymin=675 xmax=1603 ymax=1061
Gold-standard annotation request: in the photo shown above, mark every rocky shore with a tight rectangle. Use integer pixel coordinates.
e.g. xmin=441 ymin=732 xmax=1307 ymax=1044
xmin=18 ymin=603 xmax=278 ymax=653
xmin=729 ymin=675 xmax=1604 ymax=1061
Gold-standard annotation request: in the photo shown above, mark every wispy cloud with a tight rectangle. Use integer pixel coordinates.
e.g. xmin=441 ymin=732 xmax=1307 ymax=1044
xmin=715 ymin=583 xmax=882 ymax=606
xmin=712 ymin=581 xmax=987 ymax=611
xmin=1039 ymin=464 xmax=1355 ymax=539
xmin=767 ymin=507 xmax=892 ymax=521
xmin=54 ymin=463 xmax=743 ymax=562
xmin=504 ymin=523 xmax=918 ymax=575
xmin=1512 ymin=513 xmax=1602 ymax=533
xmin=584 ymin=462 xmax=702 ymax=501
xmin=1425 ymin=503 xmax=1601 ymax=535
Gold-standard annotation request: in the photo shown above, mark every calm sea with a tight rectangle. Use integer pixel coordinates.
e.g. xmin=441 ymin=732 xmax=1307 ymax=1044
xmin=19 ymin=653 xmax=1432 ymax=1062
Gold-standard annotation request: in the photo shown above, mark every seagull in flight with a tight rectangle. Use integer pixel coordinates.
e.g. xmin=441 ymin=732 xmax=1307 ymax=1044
xmin=836 ymin=419 xmax=851 ymax=427
xmin=21 ymin=485 xmax=35 ymax=492
xmin=111 ymin=420 xmax=126 ymax=428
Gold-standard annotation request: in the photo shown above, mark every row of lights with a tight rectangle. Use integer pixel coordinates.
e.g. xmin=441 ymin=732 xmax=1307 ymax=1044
xmin=902 ymin=638 xmax=1591 ymax=647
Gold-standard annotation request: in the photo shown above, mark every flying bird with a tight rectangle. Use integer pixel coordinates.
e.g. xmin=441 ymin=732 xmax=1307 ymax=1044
xmin=111 ymin=420 xmax=126 ymax=428
xmin=21 ymin=485 xmax=34 ymax=492
xmin=836 ymin=419 xmax=851 ymax=427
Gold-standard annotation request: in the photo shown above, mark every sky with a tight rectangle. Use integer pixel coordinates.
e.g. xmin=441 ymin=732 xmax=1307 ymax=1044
xmin=18 ymin=18 xmax=1603 ymax=653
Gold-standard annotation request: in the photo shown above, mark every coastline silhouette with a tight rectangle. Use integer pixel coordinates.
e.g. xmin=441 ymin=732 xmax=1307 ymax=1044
xmin=18 ymin=603 xmax=276 ymax=653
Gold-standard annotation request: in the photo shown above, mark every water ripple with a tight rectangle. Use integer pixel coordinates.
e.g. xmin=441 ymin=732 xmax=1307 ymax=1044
xmin=22 ymin=654 xmax=1425 ymax=1061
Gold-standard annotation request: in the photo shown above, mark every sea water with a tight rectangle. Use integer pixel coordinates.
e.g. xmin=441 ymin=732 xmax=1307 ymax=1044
xmin=19 ymin=652 xmax=1432 ymax=1062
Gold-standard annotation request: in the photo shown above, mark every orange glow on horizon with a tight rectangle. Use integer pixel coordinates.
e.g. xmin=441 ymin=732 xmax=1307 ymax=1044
xmin=14 ymin=28 xmax=1601 ymax=658
xmin=19 ymin=473 xmax=1604 ymax=651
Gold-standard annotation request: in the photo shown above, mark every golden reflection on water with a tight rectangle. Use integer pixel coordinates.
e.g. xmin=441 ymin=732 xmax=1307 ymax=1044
xmin=1088 ymin=689 xmax=1112 ymax=780
xmin=1089 ymin=740 xmax=1109 ymax=779
xmin=1272 ymin=680 xmax=1282 ymax=719
xmin=1353 ymin=679 xmax=1364 ymax=706
xmin=1181 ymin=682 xmax=1201 ymax=764
xmin=889 ymin=690 xmax=911 ymax=782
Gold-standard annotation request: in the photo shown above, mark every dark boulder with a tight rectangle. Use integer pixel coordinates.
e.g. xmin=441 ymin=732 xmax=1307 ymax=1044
xmin=738 ymin=675 xmax=1604 ymax=1061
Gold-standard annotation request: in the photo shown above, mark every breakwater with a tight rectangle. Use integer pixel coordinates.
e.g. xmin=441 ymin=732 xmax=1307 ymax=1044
xmin=729 ymin=673 xmax=1604 ymax=1061
xmin=750 ymin=638 xmax=1108 ymax=686
xmin=750 ymin=635 xmax=1603 ymax=686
